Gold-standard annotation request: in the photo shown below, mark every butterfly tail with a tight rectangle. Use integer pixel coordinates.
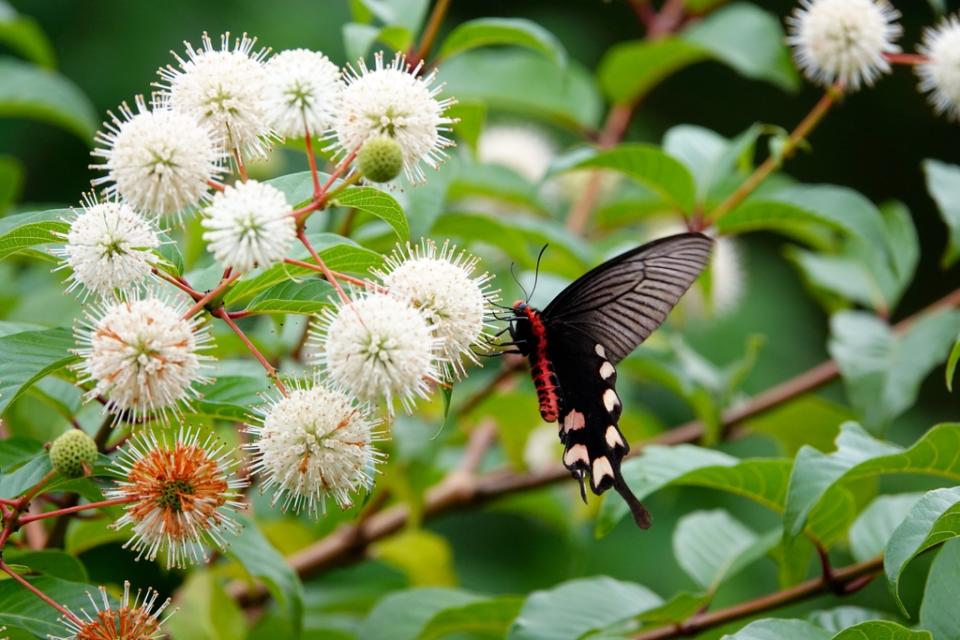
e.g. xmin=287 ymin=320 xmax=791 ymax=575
xmin=613 ymin=472 xmax=651 ymax=529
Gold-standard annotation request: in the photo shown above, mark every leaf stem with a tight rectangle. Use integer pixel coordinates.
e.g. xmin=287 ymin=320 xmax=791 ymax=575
xmin=412 ymin=0 xmax=453 ymax=65
xmin=215 ymin=309 xmax=287 ymax=396
xmin=303 ymin=119 xmax=322 ymax=198
xmin=296 ymin=231 xmax=354 ymax=304
xmin=708 ymin=83 xmax=843 ymax=226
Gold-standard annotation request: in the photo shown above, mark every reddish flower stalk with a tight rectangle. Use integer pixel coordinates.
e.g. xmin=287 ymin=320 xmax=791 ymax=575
xmin=18 ymin=496 xmax=136 ymax=525
xmin=183 ymin=269 xmax=240 ymax=318
xmin=0 ymin=560 xmax=82 ymax=625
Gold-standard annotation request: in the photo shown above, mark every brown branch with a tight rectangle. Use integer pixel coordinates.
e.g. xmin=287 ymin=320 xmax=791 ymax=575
xmin=411 ymin=0 xmax=452 ymax=65
xmin=634 ymin=557 xmax=883 ymax=640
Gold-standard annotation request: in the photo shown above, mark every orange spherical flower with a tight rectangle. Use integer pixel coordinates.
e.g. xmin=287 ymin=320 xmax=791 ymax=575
xmin=52 ymin=581 xmax=173 ymax=640
xmin=107 ymin=428 xmax=247 ymax=568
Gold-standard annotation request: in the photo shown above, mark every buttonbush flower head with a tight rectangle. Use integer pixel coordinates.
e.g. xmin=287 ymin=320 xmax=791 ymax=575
xmin=918 ymin=15 xmax=960 ymax=120
xmin=786 ymin=0 xmax=901 ymax=90
xmin=332 ymin=51 xmax=456 ymax=184
xmin=73 ymin=294 xmax=213 ymax=423
xmin=201 ymin=179 xmax=295 ymax=273
xmin=91 ymin=96 xmax=222 ymax=217
xmin=264 ymin=48 xmax=342 ymax=138
xmin=157 ymin=32 xmax=274 ymax=159
xmin=53 ymin=581 xmax=174 ymax=640
xmin=53 ymin=198 xmax=159 ymax=300
xmin=107 ymin=428 xmax=246 ymax=568
xmin=311 ymin=291 xmax=442 ymax=414
xmin=477 ymin=124 xmax=556 ymax=183
xmin=246 ymin=380 xmax=382 ymax=514
xmin=375 ymin=239 xmax=497 ymax=380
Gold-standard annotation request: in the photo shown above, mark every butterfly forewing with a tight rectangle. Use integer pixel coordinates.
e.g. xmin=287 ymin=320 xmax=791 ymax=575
xmin=542 ymin=233 xmax=713 ymax=364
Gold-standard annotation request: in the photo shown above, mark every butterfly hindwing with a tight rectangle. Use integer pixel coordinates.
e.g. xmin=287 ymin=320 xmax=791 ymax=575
xmin=550 ymin=327 xmax=628 ymax=497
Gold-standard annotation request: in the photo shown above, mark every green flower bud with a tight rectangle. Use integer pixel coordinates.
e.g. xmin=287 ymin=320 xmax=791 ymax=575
xmin=49 ymin=430 xmax=98 ymax=478
xmin=357 ymin=136 xmax=404 ymax=183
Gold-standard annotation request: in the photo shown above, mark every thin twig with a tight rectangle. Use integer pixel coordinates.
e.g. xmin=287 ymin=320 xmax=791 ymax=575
xmin=216 ymin=310 xmax=288 ymax=396
xmin=0 ymin=560 xmax=82 ymax=624
xmin=183 ymin=270 xmax=239 ymax=319
xmin=412 ymin=0 xmax=453 ymax=65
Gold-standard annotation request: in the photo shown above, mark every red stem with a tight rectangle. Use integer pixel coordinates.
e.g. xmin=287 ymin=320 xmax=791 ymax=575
xmin=215 ymin=309 xmax=288 ymax=395
xmin=207 ymin=179 xmax=225 ymax=192
xmin=884 ymin=52 xmax=928 ymax=66
xmin=303 ymin=120 xmax=322 ymax=198
xmin=183 ymin=270 xmax=239 ymax=319
xmin=296 ymin=232 xmax=353 ymax=304
xmin=153 ymin=269 xmax=204 ymax=301
xmin=283 ymin=257 xmax=376 ymax=289
xmin=233 ymin=148 xmax=249 ymax=181
xmin=19 ymin=497 xmax=135 ymax=525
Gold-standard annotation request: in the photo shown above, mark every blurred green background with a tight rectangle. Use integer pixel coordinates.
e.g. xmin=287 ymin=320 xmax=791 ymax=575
xmin=2 ymin=1 xmax=959 ymax=638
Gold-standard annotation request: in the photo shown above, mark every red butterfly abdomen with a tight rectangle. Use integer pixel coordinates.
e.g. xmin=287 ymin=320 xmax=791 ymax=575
xmin=523 ymin=306 xmax=561 ymax=423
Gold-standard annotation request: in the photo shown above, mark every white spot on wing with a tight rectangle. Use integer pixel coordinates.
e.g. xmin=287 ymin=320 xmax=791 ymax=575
xmin=563 ymin=410 xmax=585 ymax=432
xmin=594 ymin=344 xmax=606 ymax=358
xmin=605 ymin=426 xmax=624 ymax=449
xmin=599 ymin=361 xmax=615 ymax=380
xmin=603 ymin=388 xmax=620 ymax=413
xmin=563 ymin=444 xmax=589 ymax=468
xmin=592 ymin=456 xmax=614 ymax=487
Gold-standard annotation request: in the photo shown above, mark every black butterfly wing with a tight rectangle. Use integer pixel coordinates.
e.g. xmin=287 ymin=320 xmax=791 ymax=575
xmin=547 ymin=321 xmax=651 ymax=528
xmin=542 ymin=232 xmax=713 ymax=364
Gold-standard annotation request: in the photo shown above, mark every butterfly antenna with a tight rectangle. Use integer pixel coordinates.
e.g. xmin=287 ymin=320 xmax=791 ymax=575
xmin=613 ymin=473 xmax=651 ymax=529
xmin=510 ymin=262 xmax=530 ymax=302
xmin=528 ymin=244 xmax=549 ymax=303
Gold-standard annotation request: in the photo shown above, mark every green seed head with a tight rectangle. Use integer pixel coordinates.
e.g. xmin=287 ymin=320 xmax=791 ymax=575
xmin=49 ymin=430 xmax=98 ymax=478
xmin=358 ymin=136 xmax=404 ymax=183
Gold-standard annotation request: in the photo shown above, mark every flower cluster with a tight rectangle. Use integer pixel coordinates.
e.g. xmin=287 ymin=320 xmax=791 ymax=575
xmin=787 ymin=0 xmax=960 ymax=120
xmin=44 ymin=28 xmax=491 ymax=598
xmin=52 ymin=581 xmax=173 ymax=640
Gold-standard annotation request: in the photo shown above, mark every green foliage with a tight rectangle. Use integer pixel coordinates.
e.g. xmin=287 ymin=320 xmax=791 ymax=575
xmin=436 ymin=18 xmax=567 ymax=66
xmin=0 ymin=58 xmax=97 ymax=141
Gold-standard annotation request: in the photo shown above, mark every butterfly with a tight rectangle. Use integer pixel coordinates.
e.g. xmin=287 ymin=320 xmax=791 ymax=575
xmin=502 ymin=232 xmax=713 ymax=528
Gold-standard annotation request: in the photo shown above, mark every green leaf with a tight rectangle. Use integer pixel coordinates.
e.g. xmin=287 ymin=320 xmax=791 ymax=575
xmin=166 ymin=571 xmax=247 ymax=640
xmin=447 ymin=101 xmax=486 ymax=151
xmin=784 ymin=423 xmax=960 ymax=545
xmin=0 ymin=576 xmax=103 ymax=637
xmin=437 ymin=18 xmax=566 ymax=67
xmin=0 ymin=208 xmax=69 ymax=262
xmin=359 ymin=0 xmax=429 ymax=34
xmin=372 ymin=529 xmax=457 ymax=587
xmin=636 ymin=591 xmax=710 ymax=625
xmin=225 ymin=238 xmax=381 ymax=306
xmin=0 ymin=453 xmax=50 ymax=498
xmin=194 ymin=375 xmax=268 ymax=422
xmin=449 ymin=162 xmax=545 ymax=212
xmin=598 ymin=37 xmax=708 ymax=104
xmin=850 ymin=493 xmax=923 ymax=563
xmin=0 ymin=9 xmax=56 ymax=67
xmin=331 ymin=186 xmax=409 ymax=240
xmin=508 ymin=576 xmax=661 ymax=640
xmin=597 ymin=445 xmax=791 ymax=537
xmin=947 ymin=335 xmax=960 ymax=392
xmin=246 ymin=279 xmax=333 ymax=315
xmin=832 ymin=621 xmax=931 ymax=640
xmin=664 ymin=124 xmax=762 ymax=204
xmin=0 ymin=155 xmax=23 ymax=212
xmin=360 ymin=588 xmax=480 ymax=640
xmin=228 ymin=516 xmax=304 ymax=634
xmin=744 ymin=395 xmax=852 ymax=457
xmin=438 ymin=50 xmax=601 ymax=132
xmin=713 ymin=618 xmax=830 ymax=639
xmin=0 ymin=57 xmax=97 ymax=141
xmin=920 ymin=539 xmax=960 ymax=638
xmin=597 ymin=4 xmax=796 ymax=104
xmin=563 ymin=144 xmax=697 ymax=213
xmin=807 ymin=606 xmax=896 ymax=633
xmin=682 ymin=3 xmax=799 ymax=92
xmin=418 ymin=596 xmax=524 ymax=640
xmin=828 ymin=309 xmax=960 ymax=432
xmin=923 ymin=159 xmax=960 ymax=267
xmin=0 ymin=327 xmax=77 ymax=414
xmin=342 ymin=22 xmax=413 ymax=60
xmin=673 ymin=510 xmax=773 ymax=592
xmin=4 ymin=549 xmax=87 ymax=582
xmin=884 ymin=487 xmax=960 ymax=614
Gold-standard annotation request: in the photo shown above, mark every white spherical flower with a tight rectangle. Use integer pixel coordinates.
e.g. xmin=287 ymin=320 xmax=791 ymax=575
xmin=311 ymin=291 xmax=441 ymax=414
xmin=332 ymin=51 xmax=456 ymax=184
xmin=375 ymin=239 xmax=497 ymax=380
xmin=264 ymin=48 xmax=342 ymax=139
xmin=201 ymin=179 xmax=296 ymax=273
xmin=477 ymin=125 xmax=556 ymax=183
xmin=918 ymin=15 xmax=960 ymax=120
xmin=786 ymin=0 xmax=901 ymax=90
xmin=73 ymin=295 xmax=213 ymax=423
xmin=91 ymin=95 xmax=222 ymax=216
xmin=107 ymin=428 xmax=246 ymax=568
xmin=246 ymin=382 xmax=382 ymax=514
xmin=53 ymin=198 xmax=159 ymax=299
xmin=157 ymin=32 xmax=274 ymax=158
